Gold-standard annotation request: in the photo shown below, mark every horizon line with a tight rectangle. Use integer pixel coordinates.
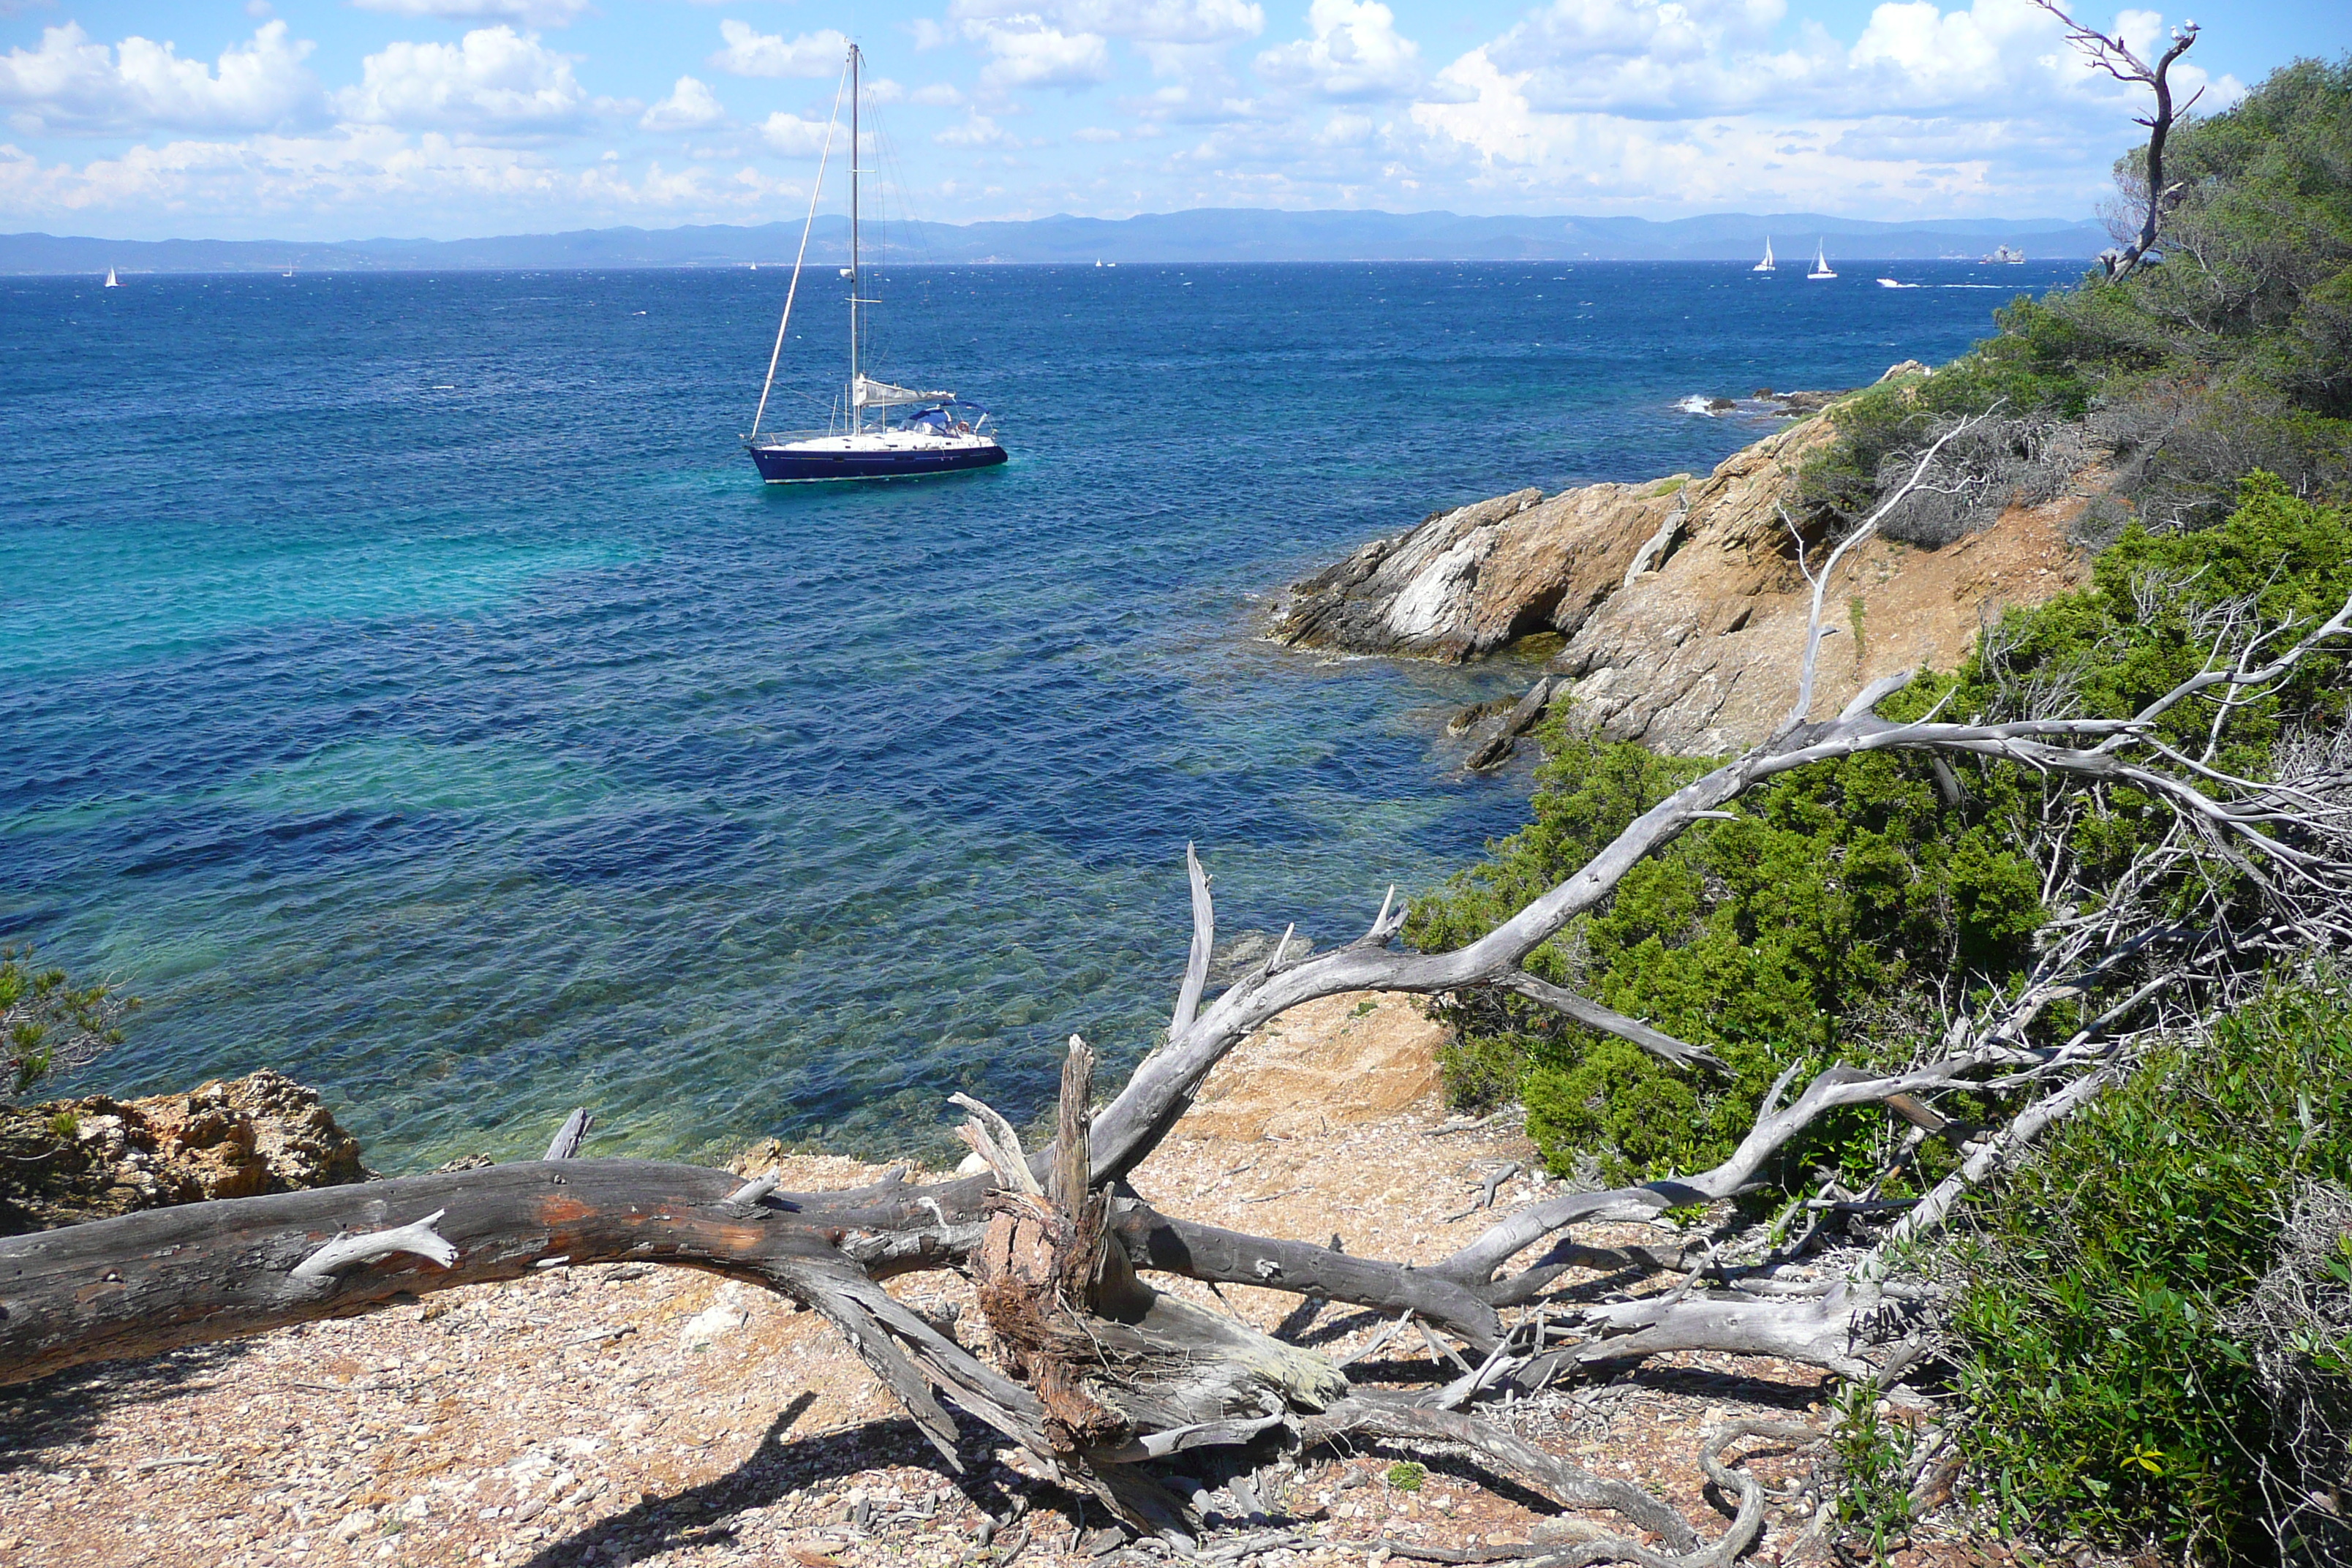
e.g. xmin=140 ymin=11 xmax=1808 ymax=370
xmin=3 ymin=204 xmax=2106 ymax=252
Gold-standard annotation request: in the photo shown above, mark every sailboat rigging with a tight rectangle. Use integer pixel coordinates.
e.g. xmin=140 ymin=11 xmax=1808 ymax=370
xmin=743 ymin=45 xmax=1006 ymax=483
xmin=1806 ymin=241 xmax=1836 ymax=280
xmin=1752 ymin=238 xmax=1775 ymax=273
xmin=103 ymin=267 xmax=118 ymax=287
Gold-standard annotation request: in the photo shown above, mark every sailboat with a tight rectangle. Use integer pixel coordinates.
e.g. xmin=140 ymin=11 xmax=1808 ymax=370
xmin=1752 ymin=238 xmax=1775 ymax=273
xmin=1806 ymin=241 xmax=1836 ymax=281
xmin=103 ymin=267 xmax=118 ymax=287
xmin=743 ymin=45 xmax=1005 ymax=483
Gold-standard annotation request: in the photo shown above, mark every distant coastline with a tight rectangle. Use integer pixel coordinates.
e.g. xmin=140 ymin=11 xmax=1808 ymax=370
xmin=0 ymin=206 xmax=2111 ymax=276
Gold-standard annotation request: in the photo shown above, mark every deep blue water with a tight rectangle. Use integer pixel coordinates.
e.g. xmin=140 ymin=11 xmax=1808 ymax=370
xmin=1 ymin=258 xmax=2084 ymax=1168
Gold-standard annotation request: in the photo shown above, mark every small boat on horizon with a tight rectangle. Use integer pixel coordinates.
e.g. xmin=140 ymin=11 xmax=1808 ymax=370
xmin=1752 ymin=238 xmax=1775 ymax=273
xmin=103 ymin=266 xmax=118 ymax=287
xmin=1806 ymin=241 xmax=1836 ymax=281
xmin=743 ymin=45 xmax=1006 ymax=483
xmin=1980 ymin=244 xmax=2027 ymax=264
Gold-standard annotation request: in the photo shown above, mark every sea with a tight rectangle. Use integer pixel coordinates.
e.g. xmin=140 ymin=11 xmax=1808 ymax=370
xmin=1 ymin=257 xmax=2087 ymax=1169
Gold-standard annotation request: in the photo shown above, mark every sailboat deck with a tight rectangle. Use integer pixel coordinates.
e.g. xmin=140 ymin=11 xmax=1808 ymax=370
xmin=748 ymin=429 xmax=1000 ymax=455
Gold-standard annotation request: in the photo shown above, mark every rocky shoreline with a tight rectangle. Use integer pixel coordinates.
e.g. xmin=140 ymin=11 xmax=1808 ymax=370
xmin=1274 ymin=364 xmax=2106 ymax=763
xmin=0 ymin=1070 xmax=369 ymax=1235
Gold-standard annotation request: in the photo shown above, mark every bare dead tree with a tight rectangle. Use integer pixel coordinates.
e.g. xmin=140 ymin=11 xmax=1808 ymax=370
xmin=2028 ymin=1 xmax=2205 ymax=279
xmin=5 ymin=414 xmax=2349 ymax=1561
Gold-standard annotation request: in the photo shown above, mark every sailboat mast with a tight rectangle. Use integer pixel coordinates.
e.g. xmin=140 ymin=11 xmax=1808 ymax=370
xmin=848 ymin=43 xmax=862 ymax=434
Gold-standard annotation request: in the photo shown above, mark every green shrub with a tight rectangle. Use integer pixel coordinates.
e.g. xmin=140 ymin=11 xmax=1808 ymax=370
xmin=1384 ymin=1461 xmax=1427 ymax=1492
xmin=1941 ymin=978 xmax=2352 ymax=1564
xmin=1409 ymin=475 xmax=2352 ymax=1191
xmin=1829 ymin=1379 xmax=1918 ymax=1561
xmin=1411 ymin=718 xmax=2041 ymax=1186
xmin=1 ymin=949 xmax=135 ymax=1101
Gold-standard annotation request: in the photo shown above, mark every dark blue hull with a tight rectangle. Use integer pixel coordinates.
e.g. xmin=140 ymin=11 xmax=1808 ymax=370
xmin=747 ymin=442 xmax=1007 ymax=483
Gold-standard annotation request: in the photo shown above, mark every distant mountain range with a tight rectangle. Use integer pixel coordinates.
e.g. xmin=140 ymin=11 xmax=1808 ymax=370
xmin=0 ymin=208 xmax=2112 ymax=274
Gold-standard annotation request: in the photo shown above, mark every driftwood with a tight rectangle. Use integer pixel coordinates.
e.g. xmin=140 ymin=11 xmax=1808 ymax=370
xmin=6 ymin=413 xmax=2349 ymax=1557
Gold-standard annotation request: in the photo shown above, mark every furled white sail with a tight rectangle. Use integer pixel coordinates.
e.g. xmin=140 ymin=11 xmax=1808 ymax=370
xmin=852 ymin=374 xmax=951 ymax=407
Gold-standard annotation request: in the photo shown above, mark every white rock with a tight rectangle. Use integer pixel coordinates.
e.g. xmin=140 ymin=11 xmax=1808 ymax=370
xmin=333 ymin=1510 xmax=377 ymax=1542
xmin=679 ymin=1282 xmax=755 ymax=1349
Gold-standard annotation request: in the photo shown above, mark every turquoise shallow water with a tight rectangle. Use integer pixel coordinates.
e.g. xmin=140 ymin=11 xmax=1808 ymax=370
xmin=0 ymin=259 xmax=2084 ymax=1168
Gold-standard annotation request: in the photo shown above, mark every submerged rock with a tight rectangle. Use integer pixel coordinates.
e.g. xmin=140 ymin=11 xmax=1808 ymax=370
xmin=0 ymin=1069 xmax=370 ymax=1235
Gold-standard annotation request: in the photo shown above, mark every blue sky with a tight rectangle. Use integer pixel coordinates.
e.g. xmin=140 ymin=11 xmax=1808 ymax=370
xmin=2 ymin=0 xmax=2343 ymax=239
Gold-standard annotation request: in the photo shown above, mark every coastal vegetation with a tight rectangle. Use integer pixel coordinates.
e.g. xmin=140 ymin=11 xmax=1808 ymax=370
xmin=1409 ymin=50 xmax=2352 ymax=1565
xmin=1800 ymin=55 xmax=2352 ymax=542
xmin=1416 ymin=471 xmax=2352 ymax=1180
xmin=1 ymin=949 xmax=131 ymax=1101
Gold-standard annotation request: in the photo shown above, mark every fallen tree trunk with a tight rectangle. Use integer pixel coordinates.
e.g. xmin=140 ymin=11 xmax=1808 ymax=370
xmin=0 ymin=1158 xmax=951 ymax=1386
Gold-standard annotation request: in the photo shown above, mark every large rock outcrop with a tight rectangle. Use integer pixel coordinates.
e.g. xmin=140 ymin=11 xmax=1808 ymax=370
xmin=1275 ymin=372 xmax=2105 ymax=755
xmin=0 ymin=1069 xmax=369 ymax=1234
xmin=1273 ymin=482 xmax=1680 ymax=662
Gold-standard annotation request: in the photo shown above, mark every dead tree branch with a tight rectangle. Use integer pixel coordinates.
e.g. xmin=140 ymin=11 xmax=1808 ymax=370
xmin=2029 ymin=0 xmax=2203 ymax=279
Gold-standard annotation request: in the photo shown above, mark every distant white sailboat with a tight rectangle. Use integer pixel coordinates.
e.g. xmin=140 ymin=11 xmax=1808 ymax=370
xmin=1752 ymin=238 xmax=1775 ymax=273
xmin=1806 ymin=241 xmax=1836 ymax=280
xmin=103 ymin=266 xmax=119 ymax=287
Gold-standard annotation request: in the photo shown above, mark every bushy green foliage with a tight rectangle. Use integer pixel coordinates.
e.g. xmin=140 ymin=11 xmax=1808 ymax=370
xmin=1409 ymin=475 xmax=2352 ymax=1188
xmin=1829 ymin=1379 xmax=1919 ymax=1561
xmin=1384 ymin=1461 xmax=1427 ymax=1492
xmin=0 ymin=949 xmax=134 ymax=1101
xmin=1942 ymin=979 xmax=2352 ymax=1563
xmin=1799 ymin=56 xmax=2352 ymax=529
xmin=1411 ymin=725 xmax=2038 ymax=1186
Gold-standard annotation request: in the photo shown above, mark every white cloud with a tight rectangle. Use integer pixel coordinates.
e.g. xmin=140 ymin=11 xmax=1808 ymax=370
xmin=936 ymin=112 xmax=1017 ymax=146
xmin=1384 ymin=0 xmax=2242 ymax=216
xmin=947 ymin=0 xmax=1264 ymax=46
xmin=0 ymin=0 xmax=2253 ymax=236
xmin=1256 ymin=0 xmax=1421 ymax=101
xmin=351 ymin=0 xmax=596 ymax=28
xmin=0 ymin=127 xmax=812 ymax=230
xmin=709 ymin=21 xmax=849 ymax=79
xmin=758 ymin=110 xmax=837 ymax=157
xmin=1481 ymin=0 xmax=2228 ymax=121
xmin=1314 ymin=110 xmax=1373 ymax=145
xmin=0 ymin=20 xmax=322 ymax=136
xmin=641 ymin=75 xmax=726 ymax=132
xmin=965 ymin=18 xmax=1114 ymax=90
xmin=867 ymin=77 xmax=970 ymax=107
xmin=339 ymin=27 xmax=613 ymax=135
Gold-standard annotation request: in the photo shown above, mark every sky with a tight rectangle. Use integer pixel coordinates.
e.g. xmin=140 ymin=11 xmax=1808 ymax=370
xmin=1 ymin=0 xmax=2343 ymax=240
